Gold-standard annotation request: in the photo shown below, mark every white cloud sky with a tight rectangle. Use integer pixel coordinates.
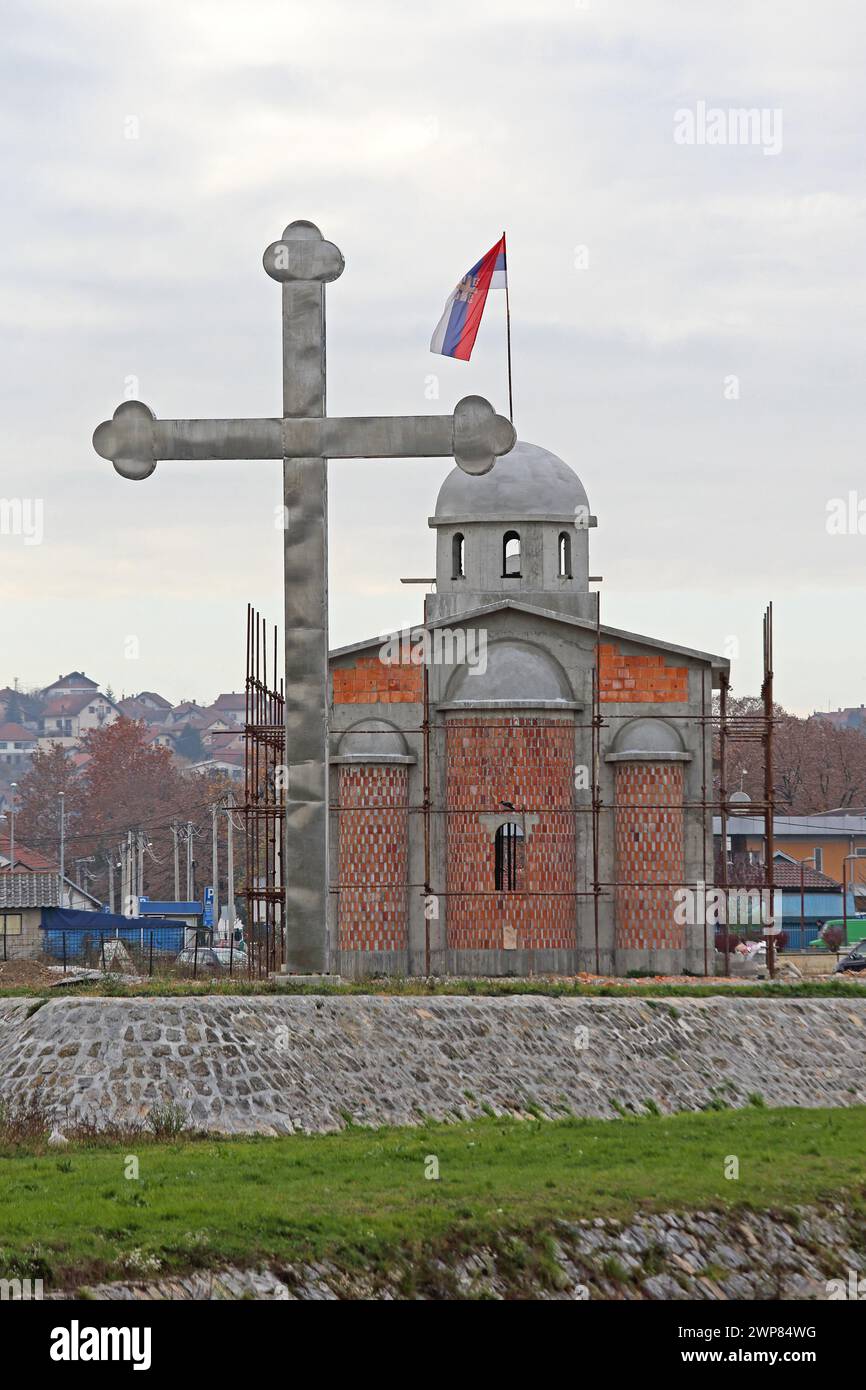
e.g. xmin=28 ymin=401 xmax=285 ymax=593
xmin=2 ymin=0 xmax=865 ymax=712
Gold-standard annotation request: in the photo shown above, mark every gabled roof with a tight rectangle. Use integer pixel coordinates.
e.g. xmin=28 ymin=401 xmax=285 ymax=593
xmin=117 ymin=698 xmax=165 ymax=724
xmin=211 ymin=692 xmax=246 ymax=710
xmin=330 ymin=599 xmax=729 ymax=671
xmin=0 ymin=872 xmax=101 ymax=908
xmin=713 ymin=814 xmax=866 ymax=837
xmin=770 ymin=854 xmax=842 ymax=890
xmin=0 ymin=722 xmax=37 ymax=741
xmin=41 ymin=693 xmax=96 ymax=718
xmin=137 ymin=691 xmax=172 ymax=708
xmin=43 ymin=672 xmax=99 ymax=692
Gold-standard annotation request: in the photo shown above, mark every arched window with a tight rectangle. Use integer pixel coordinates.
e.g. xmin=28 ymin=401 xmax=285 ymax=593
xmin=494 ymin=821 xmax=525 ymax=891
xmin=502 ymin=530 xmax=521 ymax=578
xmin=452 ymin=532 xmax=465 ymax=579
xmin=558 ymin=531 xmax=572 ymax=578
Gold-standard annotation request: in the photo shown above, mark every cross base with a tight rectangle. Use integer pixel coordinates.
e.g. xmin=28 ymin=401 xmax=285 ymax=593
xmin=270 ymin=971 xmax=344 ymax=987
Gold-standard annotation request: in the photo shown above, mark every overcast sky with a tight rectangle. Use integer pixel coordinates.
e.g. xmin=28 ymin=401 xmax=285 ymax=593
xmin=2 ymin=0 xmax=864 ymax=714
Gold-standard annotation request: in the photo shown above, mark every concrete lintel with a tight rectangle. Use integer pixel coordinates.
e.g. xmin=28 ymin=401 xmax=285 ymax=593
xmin=604 ymin=750 xmax=693 ymax=764
xmin=437 ymin=699 xmax=580 ymax=712
xmin=330 ymin=754 xmax=416 ymax=765
xmin=428 ymin=513 xmax=598 ymax=528
xmin=478 ymin=812 xmax=540 ymax=840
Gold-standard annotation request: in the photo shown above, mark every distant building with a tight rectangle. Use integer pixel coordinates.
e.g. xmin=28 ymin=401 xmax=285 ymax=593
xmin=117 ymin=691 xmax=173 ymax=724
xmin=38 ymin=692 xmax=119 ymax=748
xmin=0 ymin=721 xmax=38 ymax=770
xmin=811 ymin=705 xmax=866 ymax=734
xmin=0 ymin=871 xmax=101 ymax=959
xmin=184 ymin=756 xmax=244 ymax=784
xmin=714 ymin=813 xmax=866 ymax=886
xmin=206 ymin=693 xmax=246 ymax=728
xmin=164 ymin=701 xmax=207 ymax=727
xmin=145 ymin=729 xmax=178 ymax=751
xmin=42 ymin=672 xmax=100 ymax=699
xmin=136 ymin=691 xmax=172 ymax=715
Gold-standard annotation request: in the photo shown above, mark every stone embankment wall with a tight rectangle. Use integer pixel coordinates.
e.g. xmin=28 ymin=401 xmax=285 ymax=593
xmin=1 ymin=994 xmax=864 ymax=1134
xmin=54 ymin=1203 xmax=866 ymax=1301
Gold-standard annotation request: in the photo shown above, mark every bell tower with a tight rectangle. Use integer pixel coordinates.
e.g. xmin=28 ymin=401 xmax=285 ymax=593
xmin=427 ymin=440 xmax=598 ymax=624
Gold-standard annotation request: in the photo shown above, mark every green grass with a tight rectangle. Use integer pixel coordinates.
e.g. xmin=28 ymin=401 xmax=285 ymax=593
xmin=1 ymin=976 xmax=862 ymax=1000
xmin=1 ymin=1107 xmax=864 ymax=1292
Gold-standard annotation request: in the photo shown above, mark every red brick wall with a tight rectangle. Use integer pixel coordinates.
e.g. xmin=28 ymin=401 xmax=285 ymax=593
xmin=614 ymin=762 xmax=685 ymax=950
xmin=445 ymin=717 xmax=576 ymax=951
xmin=333 ymin=656 xmax=422 ymax=705
xmin=337 ymin=764 xmax=409 ymax=951
xmin=599 ymin=643 xmax=688 ymax=703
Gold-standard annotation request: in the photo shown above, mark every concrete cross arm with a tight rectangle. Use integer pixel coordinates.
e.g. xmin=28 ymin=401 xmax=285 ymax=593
xmin=93 ymin=395 xmax=516 ymax=480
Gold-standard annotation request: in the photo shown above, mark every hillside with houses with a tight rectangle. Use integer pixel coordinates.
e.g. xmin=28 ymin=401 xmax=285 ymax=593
xmin=0 ymin=671 xmax=245 ymax=805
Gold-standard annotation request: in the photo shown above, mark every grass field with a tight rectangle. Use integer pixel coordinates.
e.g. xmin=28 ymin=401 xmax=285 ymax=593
xmin=1 ymin=1106 xmax=864 ymax=1292
xmin=0 ymin=974 xmax=863 ymax=1000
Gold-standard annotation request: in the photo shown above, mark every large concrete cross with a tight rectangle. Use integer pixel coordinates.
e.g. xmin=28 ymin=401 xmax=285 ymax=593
xmin=93 ymin=220 xmax=516 ymax=975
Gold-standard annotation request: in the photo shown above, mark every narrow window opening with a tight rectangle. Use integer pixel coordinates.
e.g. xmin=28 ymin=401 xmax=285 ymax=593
xmin=558 ymin=531 xmax=572 ymax=578
xmin=494 ymin=822 xmax=525 ymax=891
xmin=452 ymin=532 xmax=465 ymax=579
xmin=502 ymin=530 xmax=521 ymax=578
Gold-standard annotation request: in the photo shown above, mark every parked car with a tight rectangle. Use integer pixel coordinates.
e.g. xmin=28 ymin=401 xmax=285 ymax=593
xmin=174 ymin=939 xmax=247 ymax=971
xmin=814 ymin=915 xmax=866 ymax=949
xmin=834 ymin=942 xmax=866 ymax=974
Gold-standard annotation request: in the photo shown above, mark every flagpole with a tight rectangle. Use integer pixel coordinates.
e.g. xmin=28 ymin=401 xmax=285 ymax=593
xmin=503 ymin=230 xmax=513 ymax=423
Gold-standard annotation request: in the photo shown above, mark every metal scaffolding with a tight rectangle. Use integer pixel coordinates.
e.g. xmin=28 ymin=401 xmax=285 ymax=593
xmin=242 ymin=605 xmax=285 ymax=976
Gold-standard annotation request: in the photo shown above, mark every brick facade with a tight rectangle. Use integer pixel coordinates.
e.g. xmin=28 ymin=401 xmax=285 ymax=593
xmin=599 ymin=643 xmax=688 ymax=703
xmin=445 ymin=716 xmax=577 ymax=951
xmin=337 ymin=764 xmax=409 ymax=951
xmin=613 ymin=762 xmax=685 ymax=951
xmin=333 ymin=656 xmax=422 ymax=705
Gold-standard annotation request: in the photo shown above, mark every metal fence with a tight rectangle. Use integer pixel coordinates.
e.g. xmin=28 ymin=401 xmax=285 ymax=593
xmin=35 ymin=928 xmax=254 ymax=979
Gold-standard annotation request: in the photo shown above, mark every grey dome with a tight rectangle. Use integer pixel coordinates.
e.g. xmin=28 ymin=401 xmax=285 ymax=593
xmin=729 ymin=789 xmax=752 ymax=815
xmin=337 ymin=719 xmax=408 ymax=758
xmin=606 ymin=716 xmax=692 ymax=764
xmin=433 ymin=440 xmax=589 ymax=524
xmin=443 ymin=639 xmax=573 ymax=704
xmin=614 ymin=718 xmax=684 ymax=757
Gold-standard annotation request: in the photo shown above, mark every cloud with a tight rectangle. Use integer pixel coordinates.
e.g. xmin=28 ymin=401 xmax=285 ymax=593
xmin=2 ymin=0 xmax=865 ymax=713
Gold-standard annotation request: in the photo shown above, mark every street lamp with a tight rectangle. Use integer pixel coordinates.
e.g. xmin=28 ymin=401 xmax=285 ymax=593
xmin=842 ymin=852 xmax=859 ymax=944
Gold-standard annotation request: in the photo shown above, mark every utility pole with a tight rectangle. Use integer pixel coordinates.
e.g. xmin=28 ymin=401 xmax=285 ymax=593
xmin=107 ymin=852 xmax=116 ymax=914
xmin=9 ymin=781 xmax=16 ymax=872
xmin=211 ymin=802 xmax=220 ymax=935
xmin=138 ymin=830 xmax=147 ymax=898
xmin=126 ymin=829 xmax=134 ymax=914
xmin=172 ymin=821 xmax=180 ymax=900
xmin=58 ymin=791 xmax=65 ymax=893
xmin=226 ymin=794 xmax=236 ymax=930
xmin=186 ymin=821 xmax=193 ymax=900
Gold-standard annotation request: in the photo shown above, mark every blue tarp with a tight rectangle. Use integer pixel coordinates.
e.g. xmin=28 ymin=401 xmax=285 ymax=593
xmin=41 ymin=907 xmax=186 ymax=960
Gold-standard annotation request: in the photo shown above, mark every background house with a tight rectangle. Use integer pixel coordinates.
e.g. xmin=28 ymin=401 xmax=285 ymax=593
xmin=0 ymin=721 xmax=37 ymax=770
xmin=715 ymin=812 xmax=866 ymax=886
xmin=0 ymin=871 xmax=101 ymax=959
xmin=38 ymin=691 xmax=119 ymax=748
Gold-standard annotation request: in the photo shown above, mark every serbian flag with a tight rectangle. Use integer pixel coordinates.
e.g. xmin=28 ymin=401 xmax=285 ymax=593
xmin=430 ymin=235 xmax=507 ymax=360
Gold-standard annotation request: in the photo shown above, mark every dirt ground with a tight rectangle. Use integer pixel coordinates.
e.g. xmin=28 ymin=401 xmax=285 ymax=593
xmin=0 ymin=958 xmax=64 ymax=988
xmin=0 ymin=959 xmax=105 ymax=989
